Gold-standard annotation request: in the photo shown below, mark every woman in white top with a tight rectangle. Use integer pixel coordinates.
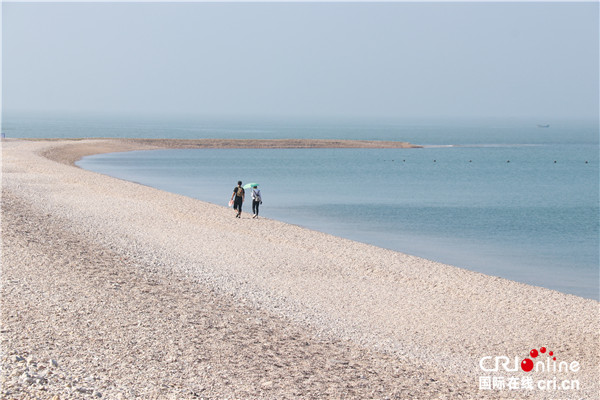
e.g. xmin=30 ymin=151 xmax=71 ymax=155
xmin=251 ymin=185 xmax=262 ymax=219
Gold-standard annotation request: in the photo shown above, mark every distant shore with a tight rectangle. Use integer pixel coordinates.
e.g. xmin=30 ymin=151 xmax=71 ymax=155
xmin=2 ymin=138 xmax=598 ymax=399
xmin=33 ymin=137 xmax=420 ymax=166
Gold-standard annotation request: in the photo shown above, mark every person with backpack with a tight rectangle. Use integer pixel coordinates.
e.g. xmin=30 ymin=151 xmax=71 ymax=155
xmin=251 ymin=184 xmax=262 ymax=219
xmin=231 ymin=180 xmax=245 ymax=218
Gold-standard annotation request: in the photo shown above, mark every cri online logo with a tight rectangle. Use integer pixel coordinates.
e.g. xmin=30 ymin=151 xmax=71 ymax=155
xmin=521 ymin=347 xmax=555 ymax=372
xmin=480 ymin=347 xmax=580 ymax=374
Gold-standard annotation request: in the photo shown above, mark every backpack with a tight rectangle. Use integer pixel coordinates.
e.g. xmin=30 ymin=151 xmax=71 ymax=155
xmin=235 ymin=187 xmax=244 ymax=197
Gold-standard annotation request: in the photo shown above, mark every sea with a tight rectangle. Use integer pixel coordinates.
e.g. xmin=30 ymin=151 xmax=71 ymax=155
xmin=3 ymin=114 xmax=598 ymax=300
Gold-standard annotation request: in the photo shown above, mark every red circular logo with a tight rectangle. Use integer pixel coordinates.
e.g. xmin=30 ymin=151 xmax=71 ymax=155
xmin=521 ymin=358 xmax=534 ymax=372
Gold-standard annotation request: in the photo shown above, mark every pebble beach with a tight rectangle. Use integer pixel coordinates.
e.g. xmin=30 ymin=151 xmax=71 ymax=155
xmin=1 ymin=138 xmax=598 ymax=399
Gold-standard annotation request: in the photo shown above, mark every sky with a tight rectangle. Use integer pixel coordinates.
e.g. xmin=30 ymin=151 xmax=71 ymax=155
xmin=2 ymin=1 xmax=599 ymax=120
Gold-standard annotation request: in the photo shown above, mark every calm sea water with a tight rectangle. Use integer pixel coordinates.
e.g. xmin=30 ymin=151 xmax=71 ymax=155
xmin=3 ymin=114 xmax=598 ymax=299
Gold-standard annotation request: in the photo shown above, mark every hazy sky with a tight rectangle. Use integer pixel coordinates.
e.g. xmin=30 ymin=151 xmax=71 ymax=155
xmin=2 ymin=2 xmax=598 ymax=120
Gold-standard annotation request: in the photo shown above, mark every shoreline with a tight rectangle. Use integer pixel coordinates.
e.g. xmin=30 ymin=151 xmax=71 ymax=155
xmin=2 ymin=138 xmax=598 ymax=399
xmin=68 ymin=138 xmax=598 ymax=301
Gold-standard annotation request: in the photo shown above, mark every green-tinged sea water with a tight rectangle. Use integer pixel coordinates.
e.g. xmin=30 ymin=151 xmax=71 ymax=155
xmin=4 ymin=114 xmax=598 ymax=299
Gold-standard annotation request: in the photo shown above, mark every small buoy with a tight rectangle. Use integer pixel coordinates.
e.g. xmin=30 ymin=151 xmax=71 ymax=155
xmin=585 ymin=161 xmax=588 ymax=164
xmin=507 ymin=160 xmax=510 ymax=163
xmin=433 ymin=160 xmax=436 ymax=162
xmin=469 ymin=160 xmax=472 ymax=163
xmin=554 ymin=161 xmax=557 ymax=163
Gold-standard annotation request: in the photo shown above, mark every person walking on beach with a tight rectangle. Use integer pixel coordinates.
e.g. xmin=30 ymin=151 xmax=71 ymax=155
xmin=231 ymin=180 xmax=245 ymax=218
xmin=251 ymin=184 xmax=262 ymax=219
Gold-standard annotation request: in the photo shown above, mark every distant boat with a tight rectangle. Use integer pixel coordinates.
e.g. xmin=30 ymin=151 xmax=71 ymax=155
xmin=537 ymin=124 xmax=550 ymax=128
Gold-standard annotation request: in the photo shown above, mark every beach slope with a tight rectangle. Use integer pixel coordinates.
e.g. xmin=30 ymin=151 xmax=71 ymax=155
xmin=1 ymin=139 xmax=598 ymax=399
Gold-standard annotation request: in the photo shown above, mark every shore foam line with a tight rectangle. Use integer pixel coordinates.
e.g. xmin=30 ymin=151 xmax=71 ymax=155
xmin=2 ymin=138 xmax=598 ymax=398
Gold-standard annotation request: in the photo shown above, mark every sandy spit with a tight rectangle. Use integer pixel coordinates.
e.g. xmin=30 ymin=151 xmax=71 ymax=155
xmin=1 ymin=138 xmax=598 ymax=400
xmin=38 ymin=138 xmax=420 ymax=167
